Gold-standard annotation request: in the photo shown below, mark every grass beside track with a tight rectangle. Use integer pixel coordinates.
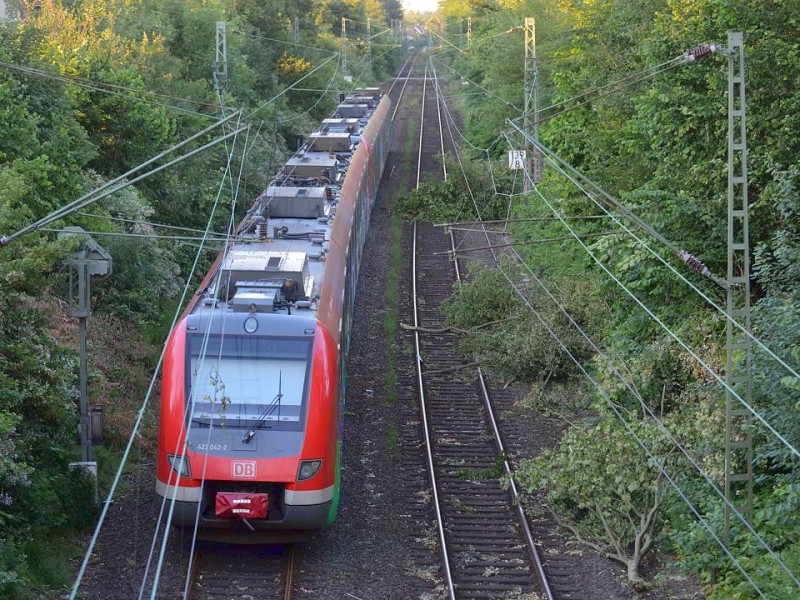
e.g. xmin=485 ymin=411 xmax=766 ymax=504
xmin=383 ymin=97 xmax=420 ymax=406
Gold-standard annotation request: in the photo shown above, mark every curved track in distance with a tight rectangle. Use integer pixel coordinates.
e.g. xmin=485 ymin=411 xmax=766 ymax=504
xmin=409 ymin=55 xmax=552 ymax=599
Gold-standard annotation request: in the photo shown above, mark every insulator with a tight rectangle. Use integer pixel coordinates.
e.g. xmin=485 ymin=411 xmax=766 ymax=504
xmin=683 ymin=44 xmax=716 ymax=62
xmin=679 ymin=249 xmax=710 ymax=276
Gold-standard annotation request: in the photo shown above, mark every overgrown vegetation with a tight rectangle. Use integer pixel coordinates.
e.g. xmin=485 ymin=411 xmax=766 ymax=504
xmin=0 ymin=0 xmax=404 ymax=595
xmin=425 ymin=0 xmax=800 ymax=595
xmin=441 ymin=261 xmax=604 ymax=388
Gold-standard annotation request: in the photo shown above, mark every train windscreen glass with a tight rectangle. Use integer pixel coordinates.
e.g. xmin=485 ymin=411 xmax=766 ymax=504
xmin=185 ymin=334 xmax=312 ymax=431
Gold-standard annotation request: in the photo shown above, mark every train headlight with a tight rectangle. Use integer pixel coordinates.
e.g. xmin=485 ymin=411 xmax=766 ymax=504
xmin=297 ymin=459 xmax=322 ymax=481
xmin=167 ymin=454 xmax=191 ymax=478
xmin=243 ymin=317 xmax=258 ymax=333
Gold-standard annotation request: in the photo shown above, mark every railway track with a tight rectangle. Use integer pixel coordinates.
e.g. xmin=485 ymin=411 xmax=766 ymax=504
xmin=407 ymin=56 xmax=556 ymax=599
xmin=448 ymin=222 xmax=597 ymax=600
xmin=424 ymin=55 xmax=597 ymax=598
xmin=187 ymin=543 xmax=295 ymax=600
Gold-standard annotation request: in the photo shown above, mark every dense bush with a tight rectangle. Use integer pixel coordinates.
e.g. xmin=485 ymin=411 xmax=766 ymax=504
xmin=441 ymin=262 xmax=604 ymax=385
xmin=435 ymin=0 xmax=800 ymax=594
xmin=0 ymin=0 xmax=405 ymax=594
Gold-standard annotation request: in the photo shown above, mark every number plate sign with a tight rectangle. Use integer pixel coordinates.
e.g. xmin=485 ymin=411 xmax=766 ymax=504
xmin=508 ymin=150 xmax=526 ymax=170
xmin=214 ymin=492 xmax=269 ymax=519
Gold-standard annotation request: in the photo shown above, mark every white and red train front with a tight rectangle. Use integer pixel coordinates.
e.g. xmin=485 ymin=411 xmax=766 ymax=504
xmin=156 ymin=311 xmax=340 ymax=534
xmin=156 ymin=90 xmax=390 ymax=538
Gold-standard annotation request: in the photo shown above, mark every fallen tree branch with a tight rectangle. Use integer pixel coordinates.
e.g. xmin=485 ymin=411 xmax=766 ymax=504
xmin=400 ymin=317 xmax=513 ymax=335
xmin=422 ymin=361 xmax=481 ymax=375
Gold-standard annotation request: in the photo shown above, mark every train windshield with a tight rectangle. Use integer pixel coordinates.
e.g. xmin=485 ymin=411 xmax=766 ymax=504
xmin=185 ymin=334 xmax=313 ymax=431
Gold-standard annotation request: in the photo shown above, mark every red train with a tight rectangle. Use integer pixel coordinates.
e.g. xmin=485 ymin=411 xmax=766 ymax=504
xmin=156 ymin=89 xmax=391 ymax=540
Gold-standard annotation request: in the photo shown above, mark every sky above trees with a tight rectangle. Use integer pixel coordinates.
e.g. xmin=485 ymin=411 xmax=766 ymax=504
xmin=402 ymin=0 xmax=439 ymax=13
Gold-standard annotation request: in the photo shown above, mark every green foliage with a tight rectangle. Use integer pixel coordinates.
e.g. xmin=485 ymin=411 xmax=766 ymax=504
xmin=516 ymin=416 xmax=672 ymax=582
xmin=0 ymin=291 xmax=84 ymax=596
xmin=441 ymin=262 xmax=603 ymax=384
xmin=394 ymin=177 xmax=476 ymax=223
xmin=673 ymin=484 xmax=800 ymax=599
xmin=750 ymin=298 xmax=800 ymax=479
xmin=754 ymin=168 xmax=800 ymax=297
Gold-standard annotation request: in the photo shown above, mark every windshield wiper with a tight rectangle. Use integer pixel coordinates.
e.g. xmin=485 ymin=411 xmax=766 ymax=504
xmin=242 ymin=371 xmax=282 ymax=444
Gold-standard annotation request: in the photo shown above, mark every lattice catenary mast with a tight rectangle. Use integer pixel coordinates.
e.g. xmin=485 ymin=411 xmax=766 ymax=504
xmin=725 ymin=30 xmax=754 ymax=539
xmin=523 ymin=17 xmax=541 ymax=191
xmin=213 ymin=21 xmax=228 ymax=92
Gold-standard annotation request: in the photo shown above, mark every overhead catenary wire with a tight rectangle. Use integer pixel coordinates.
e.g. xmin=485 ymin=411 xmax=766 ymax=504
xmin=432 ymin=56 xmax=523 ymax=113
xmin=0 ymin=60 xmax=228 ymax=119
xmin=505 ymin=144 xmax=800 ymax=460
xmin=497 ymin=262 xmax=775 ymax=599
xmin=1 ymin=110 xmax=245 ymax=246
xmin=140 ymin=113 xmax=250 ymax=600
xmin=438 ymin=215 xmax=613 ymax=227
xmin=230 ymin=27 xmax=338 ymax=55
xmin=38 ymin=227 xmax=233 ymax=244
xmin=506 ymin=233 xmax=800 ymax=589
xmin=179 ymin=122 xmax=255 ymax=600
xmin=507 ymin=121 xmax=728 ymax=287
xmin=441 ymin=89 xmax=791 ymax=592
xmin=76 ymin=211 xmax=236 ymax=236
xmin=431 ymin=53 xmax=796 ymax=583
xmin=439 ymin=231 xmax=618 ymax=254
xmin=507 ymin=124 xmax=800 ymax=385
xmin=478 ymin=161 xmax=800 ymax=588
xmin=247 ymin=53 xmax=340 ymax=119
xmin=69 ymin=109 xmax=248 ymax=600
xmin=276 ymin=54 xmax=342 ymax=124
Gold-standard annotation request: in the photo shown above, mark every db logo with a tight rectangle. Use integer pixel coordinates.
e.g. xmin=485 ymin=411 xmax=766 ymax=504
xmin=232 ymin=461 xmax=257 ymax=478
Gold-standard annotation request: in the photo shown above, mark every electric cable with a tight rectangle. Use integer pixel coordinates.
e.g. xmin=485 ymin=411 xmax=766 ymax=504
xmin=2 ymin=110 xmax=244 ymax=245
xmin=277 ymin=54 xmax=342 ymax=124
xmin=442 ymin=111 xmax=790 ymax=594
xmin=38 ymin=227 xmax=233 ymax=244
xmin=0 ymin=60 xmax=227 ymax=119
xmin=504 ymin=149 xmax=800 ymax=460
xmin=508 ymin=123 xmax=800 ymax=385
xmin=432 ymin=56 xmax=522 ymax=113
xmin=247 ymin=53 xmax=340 ymax=119
xmin=76 ymin=212 xmax=222 ymax=235
xmin=229 ymin=28 xmax=338 ymax=55
xmin=139 ymin=114 xmax=247 ymax=600
xmin=179 ymin=123 xmax=254 ymax=600
xmin=68 ymin=112 xmax=248 ymax=600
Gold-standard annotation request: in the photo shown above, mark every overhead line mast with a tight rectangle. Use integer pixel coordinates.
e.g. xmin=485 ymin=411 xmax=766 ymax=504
xmin=725 ymin=31 xmax=753 ymax=539
xmin=523 ymin=17 xmax=541 ymax=191
xmin=214 ymin=21 xmax=228 ymax=92
xmin=341 ymin=17 xmax=347 ymax=79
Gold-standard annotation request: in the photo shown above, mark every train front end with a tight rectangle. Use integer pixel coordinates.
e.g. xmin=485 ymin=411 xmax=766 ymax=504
xmin=155 ymin=88 xmax=390 ymax=540
xmin=156 ymin=310 xmax=340 ymax=539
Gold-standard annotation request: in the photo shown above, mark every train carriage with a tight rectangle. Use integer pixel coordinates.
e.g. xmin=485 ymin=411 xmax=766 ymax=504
xmin=156 ymin=91 xmax=391 ymax=540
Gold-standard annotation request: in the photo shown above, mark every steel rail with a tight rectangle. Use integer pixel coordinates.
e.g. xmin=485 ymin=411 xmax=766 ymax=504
xmin=386 ymin=52 xmax=413 ymax=97
xmin=391 ymin=53 xmax=418 ymax=122
xmin=284 ymin=544 xmax=296 ymax=600
xmin=412 ymin=57 xmax=456 ymax=600
xmin=430 ymin=58 xmax=447 ymax=181
xmin=186 ymin=545 xmax=295 ymax=600
xmin=436 ymin=67 xmax=555 ymax=595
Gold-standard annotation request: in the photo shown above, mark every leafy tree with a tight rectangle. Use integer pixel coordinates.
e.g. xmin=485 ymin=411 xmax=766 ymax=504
xmin=516 ymin=416 xmax=673 ymax=583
